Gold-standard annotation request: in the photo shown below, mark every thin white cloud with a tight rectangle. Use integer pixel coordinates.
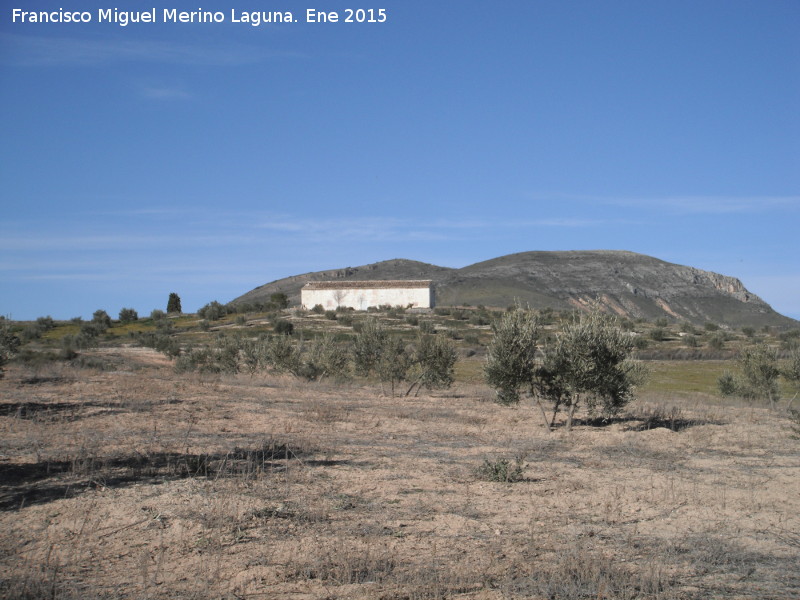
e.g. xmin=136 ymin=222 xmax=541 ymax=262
xmin=0 ymin=33 xmax=303 ymax=67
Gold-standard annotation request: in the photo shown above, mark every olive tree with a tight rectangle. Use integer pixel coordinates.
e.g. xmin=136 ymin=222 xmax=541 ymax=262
xmin=197 ymin=300 xmax=226 ymax=321
xmin=405 ymin=333 xmax=457 ymax=396
xmin=352 ymin=319 xmax=412 ymax=395
xmin=484 ymin=308 xmax=540 ymax=405
xmin=718 ymin=343 xmax=785 ymax=409
xmin=539 ymin=309 xmax=643 ymax=431
xmin=119 ymin=307 xmax=139 ymax=323
xmin=0 ymin=321 xmax=21 ymax=379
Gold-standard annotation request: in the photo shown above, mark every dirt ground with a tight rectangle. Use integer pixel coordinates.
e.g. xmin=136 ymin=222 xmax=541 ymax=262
xmin=1 ymin=347 xmax=798 ymax=599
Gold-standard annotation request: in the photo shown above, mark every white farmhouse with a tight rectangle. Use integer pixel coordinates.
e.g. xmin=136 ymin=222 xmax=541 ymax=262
xmin=301 ymin=280 xmax=434 ymax=311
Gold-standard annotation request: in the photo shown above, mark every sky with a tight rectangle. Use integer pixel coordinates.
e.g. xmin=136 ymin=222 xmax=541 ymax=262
xmin=1 ymin=1 xmax=798 ymax=321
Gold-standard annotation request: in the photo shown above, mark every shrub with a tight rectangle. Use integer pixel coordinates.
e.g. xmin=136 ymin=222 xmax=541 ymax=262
xmin=59 ymin=335 xmax=78 ymax=360
xmin=736 ymin=344 xmax=781 ymax=406
xmin=80 ymin=321 xmax=106 ymax=338
xmin=270 ymin=292 xmax=289 ymax=309
xmin=717 ymin=344 xmax=782 ymax=407
xmin=717 ymin=371 xmax=737 ymax=396
xmin=235 ymin=315 xmax=247 ymax=326
xmin=476 ymin=457 xmax=525 ymax=483
xmin=537 ymin=309 xmax=644 ymax=431
xmin=464 ymin=333 xmax=480 ymax=346
xmin=419 ymin=320 xmax=436 ymax=334
xmin=36 ymin=316 xmax=55 ymax=330
xmin=469 ymin=314 xmax=490 ymax=326
xmin=484 ymin=308 xmax=540 ymax=405
xmin=0 ymin=322 xmax=21 ymax=379
xmin=137 ymin=331 xmax=181 ymax=359
xmin=405 ymin=334 xmax=457 ymax=396
xmin=704 ymin=322 xmax=720 ymax=332
xmin=649 ymin=327 xmax=667 ymax=342
xmin=273 ymin=319 xmax=294 ymax=336
xmin=353 ymin=319 xmax=410 ymax=394
xmin=708 ymin=333 xmax=726 ymax=350
xmin=21 ymin=323 xmax=44 ymax=342
xmin=311 ymin=304 xmax=325 ymax=314
xmin=197 ymin=300 xmax=226 ymax=321
xmin=338 ymin=315 xmax=354 ymax=327
xmin=92 ymin=309 xmax=112 ymax=331
xmin=296 ymin=334 xmax=351 ymax=381
xmin=353 ymin=319 xmax=387 ymax=377
xmin=741 ymin=326 xmax=755 ymax=338
xmin=119 ymin=307 xmax=139 ymax=323
xmin=324 ymin=310 xmax=337 ymax=321
xmin=167 ymin=292 xmax=182 ymax=313
xmin=198 ymin=319 xmax=211 ymax=332
xmin=150 ymin=309 xmax=166 ymax=321
xmin=655 ymin=317 xmax=669 ymax=327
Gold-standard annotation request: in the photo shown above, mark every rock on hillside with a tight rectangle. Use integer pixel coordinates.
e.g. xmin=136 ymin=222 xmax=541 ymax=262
xmin=230 ymin=251 xmax=796 ymax=328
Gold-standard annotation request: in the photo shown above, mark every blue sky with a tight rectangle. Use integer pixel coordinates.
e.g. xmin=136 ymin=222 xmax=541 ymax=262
xmin=2 ymin=1 xmax=798 ymax=321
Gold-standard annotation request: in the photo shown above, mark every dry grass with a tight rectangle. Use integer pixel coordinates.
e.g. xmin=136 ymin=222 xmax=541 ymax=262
xmin=1 ymin=348 xmax=798 ymax=599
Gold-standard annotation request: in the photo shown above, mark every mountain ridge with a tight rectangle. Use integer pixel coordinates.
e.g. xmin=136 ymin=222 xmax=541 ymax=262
xmin=231 ymin=251 xmax=796 ymax=328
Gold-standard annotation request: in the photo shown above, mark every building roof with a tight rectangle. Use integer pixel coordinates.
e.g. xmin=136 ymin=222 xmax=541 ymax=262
xmin=302 ymin=280 xmax=432 ymax=290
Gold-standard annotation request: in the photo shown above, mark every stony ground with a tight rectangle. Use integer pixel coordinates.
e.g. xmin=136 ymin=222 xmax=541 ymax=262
xmin=1 ymin=347 xmax=798 ymax=599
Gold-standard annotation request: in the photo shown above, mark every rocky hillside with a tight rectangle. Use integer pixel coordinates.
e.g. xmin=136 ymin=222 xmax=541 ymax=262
xmin=231 ymin=251 xmax=796 ymax=328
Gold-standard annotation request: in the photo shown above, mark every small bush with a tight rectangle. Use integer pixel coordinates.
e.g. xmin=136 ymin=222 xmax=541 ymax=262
xmin=235 ymin=315 xmax=247 ymax=326
xmin=405 ymin=315 xmax=419 ymax=326
xmin=324 ymin=310 xmax=337 ymax=321
xmin=476 ymin=457 xmax=525 ymax=483
xmin=274 ymin=319 xmax=294 ymax=336
xmin=0 ymin=322 xmax=22 ymax=379
xmin=197 ymin=300 xmax=226 ymax=321
xmin=717 ymin=371 xmax=737 ymax=396
xmin=485 ymin=308 xmax=540 ymax=405
xmin=92 ymin=309 xmax=112 ymax=330
xmin=36 ymin=316 xmax=55 ymax=330
xmin=704 ymin=322 xmax=720 ymax=332
xmin=150 ymin=309 xmax=166 ymax=321
xmin=649 ymin=327 xmax=667 ymax=342
xmin=469 ymin=314 xmax=490 ymax=326
xmin=311 ymin=304 xmax=325 ymax=314
xmin=119 ymin=307 xmax=139 ymax=323
xmin=270 ymin=292 xmax=289 ymax=309
xmin=419 ymin=320 xmax=436 ymax=334
xmin=198 ymin=319 xmax=211 ymax=332
xmin=708 ymin=333 xmax=726 ymax=350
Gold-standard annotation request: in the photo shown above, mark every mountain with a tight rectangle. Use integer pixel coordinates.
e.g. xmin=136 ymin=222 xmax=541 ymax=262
xmin=230 ymin=251 xmax=797 ymax=328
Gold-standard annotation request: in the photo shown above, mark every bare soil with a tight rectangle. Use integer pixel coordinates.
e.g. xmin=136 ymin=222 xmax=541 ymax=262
xmin=1 ymin=347 xmax=798 ymax=599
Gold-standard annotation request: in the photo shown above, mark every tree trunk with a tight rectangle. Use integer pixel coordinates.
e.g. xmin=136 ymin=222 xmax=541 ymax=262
xmin=532 ymin=397 xmax=551 ymax=432
xmin=565 ymin=396 xmax=579 ymax=432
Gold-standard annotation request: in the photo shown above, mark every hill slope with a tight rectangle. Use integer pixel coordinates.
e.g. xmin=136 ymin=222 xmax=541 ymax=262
xmin=231 ymin=251 xmax=796 ymax=328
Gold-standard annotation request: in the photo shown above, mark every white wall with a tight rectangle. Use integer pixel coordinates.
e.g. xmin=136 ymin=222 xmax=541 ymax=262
xmin=301 ymin=286 xmax=432 ymax=310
